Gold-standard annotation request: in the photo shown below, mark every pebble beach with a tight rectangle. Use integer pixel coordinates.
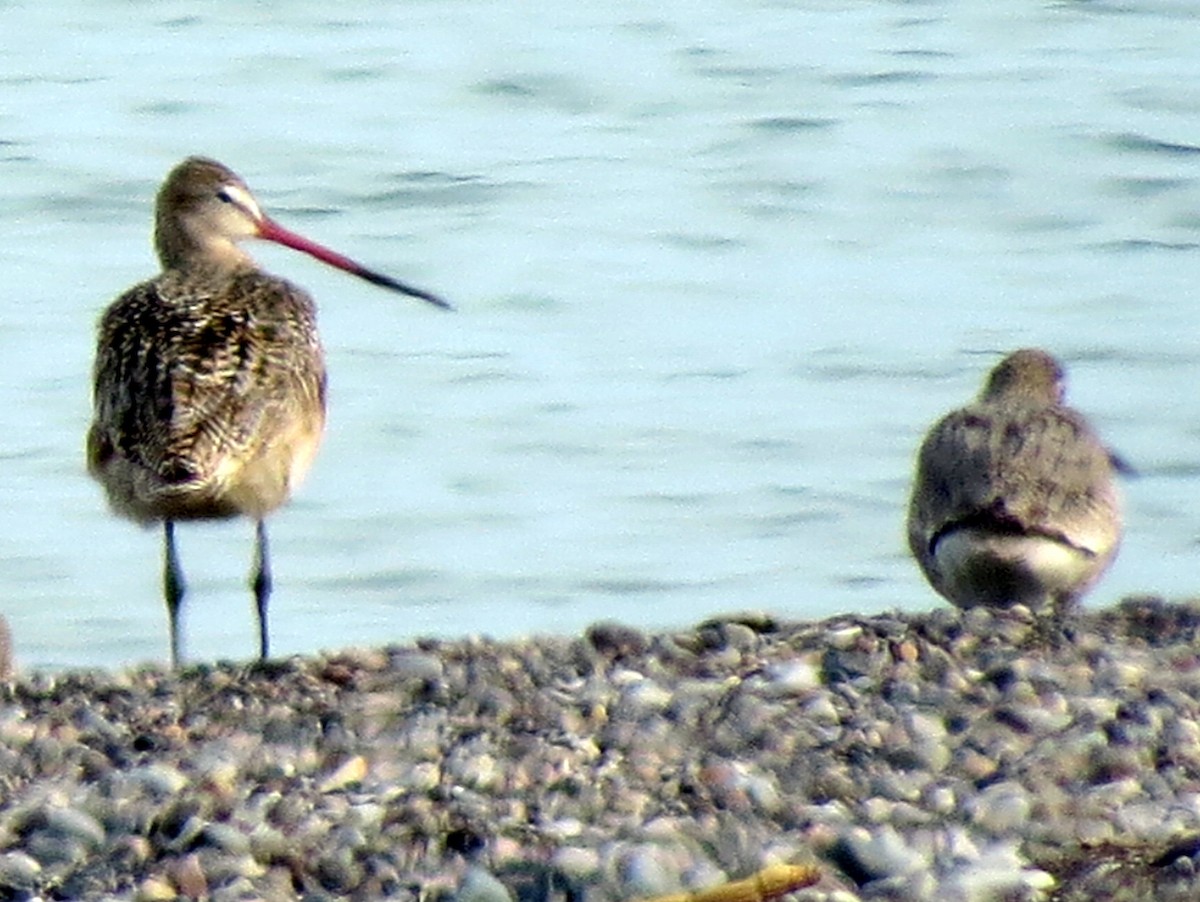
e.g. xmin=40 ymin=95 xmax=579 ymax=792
xmin=1 ymin=599 xmax=1199 ymax=901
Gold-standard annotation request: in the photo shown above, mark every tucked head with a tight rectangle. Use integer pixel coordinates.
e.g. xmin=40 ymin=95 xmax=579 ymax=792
xmin=980 ymin=348 xmax=1065 ymax=406
xmin=908 ymin=345 xmax=1122 ymax=614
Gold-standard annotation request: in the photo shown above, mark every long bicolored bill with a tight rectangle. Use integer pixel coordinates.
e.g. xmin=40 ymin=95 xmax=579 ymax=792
xmin=258 ymin=218 xmax=453 ymax=310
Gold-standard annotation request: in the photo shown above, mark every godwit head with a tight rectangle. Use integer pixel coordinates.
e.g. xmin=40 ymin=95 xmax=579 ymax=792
xmin=88 ymin=156 xmax=450 ymax=667
xmin=154 ymin=156 xmax=452 ymax=308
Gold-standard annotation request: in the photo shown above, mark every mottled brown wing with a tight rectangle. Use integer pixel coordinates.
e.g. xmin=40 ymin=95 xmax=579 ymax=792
xmin=90 ymin=279 xmax=177 ymax=479
xmin=90 ymin=270 xmax=326 ymax=489
xmin=981 ymin=407 xmax=1116 ymax=537
xmin=908 ymin=404 xmax=1118 ymax=557
xmin=909 ymin=407 xmax=995 ymax=561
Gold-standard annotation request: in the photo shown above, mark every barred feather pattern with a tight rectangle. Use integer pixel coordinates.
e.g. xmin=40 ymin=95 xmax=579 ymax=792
xmin=913 ymin=405 xmax=1117 ymax=551
xmin=87 ymin=265 xmax=326 ymax=525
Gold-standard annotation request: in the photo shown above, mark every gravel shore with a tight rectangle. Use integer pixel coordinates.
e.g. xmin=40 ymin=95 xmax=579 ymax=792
xmin=1 ymin=598 xmax=1199 ymax=901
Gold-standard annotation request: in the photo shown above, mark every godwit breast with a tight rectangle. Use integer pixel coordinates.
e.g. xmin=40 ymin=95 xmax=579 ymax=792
xmin=87 ymin=156 xmax=450 ymax=667
xmin=906 ymin=348 xmax=1123 ymax=617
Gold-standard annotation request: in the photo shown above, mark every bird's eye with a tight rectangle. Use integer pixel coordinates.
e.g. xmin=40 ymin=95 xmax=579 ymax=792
xmin=217 ymin=188 xmax=235 ymax=204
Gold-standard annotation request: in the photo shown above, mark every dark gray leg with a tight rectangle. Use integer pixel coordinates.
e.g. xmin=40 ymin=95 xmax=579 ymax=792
xmin=251 ymin=520 xmax=272 ymax=660
xmin=163 ymin=521 xmax=185 ymax=668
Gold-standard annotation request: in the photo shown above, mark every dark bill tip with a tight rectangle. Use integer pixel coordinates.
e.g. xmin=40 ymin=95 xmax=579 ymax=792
xmin=258 ymin=217 xmax=455 ymax=311
xmin=354 ymin=267 xmax=455 ymax=310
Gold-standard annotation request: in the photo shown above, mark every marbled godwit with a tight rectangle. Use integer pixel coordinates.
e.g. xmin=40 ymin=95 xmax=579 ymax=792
xmin=907 ymin=349 xmax=1122 ymax=617
xmin=87 ymin=156 xmax=450 ymax=666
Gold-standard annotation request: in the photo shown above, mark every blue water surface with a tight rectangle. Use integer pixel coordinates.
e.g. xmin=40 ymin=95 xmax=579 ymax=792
xmin=1 ymin=1 xmax=1199 ymax=667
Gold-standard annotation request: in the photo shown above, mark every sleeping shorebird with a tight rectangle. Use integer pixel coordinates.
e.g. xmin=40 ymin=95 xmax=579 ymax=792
xmin=906 ymin=348 xmax=1123 ymax=616
xmin=87 ymin=156 xmax=450 ymax=667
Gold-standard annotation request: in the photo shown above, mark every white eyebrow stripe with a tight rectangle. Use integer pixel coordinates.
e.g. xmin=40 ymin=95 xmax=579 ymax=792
xmin=222 ymin=183 xmax=264 ymax=221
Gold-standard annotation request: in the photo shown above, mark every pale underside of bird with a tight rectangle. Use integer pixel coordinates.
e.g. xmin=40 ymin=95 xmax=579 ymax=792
xmin=87 ymin=156 xmax=450 ymax=667
xmin=907 ymin=348 xmax=1123 ymax=617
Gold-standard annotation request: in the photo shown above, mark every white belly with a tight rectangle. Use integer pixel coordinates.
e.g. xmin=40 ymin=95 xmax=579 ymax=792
xmin=933 ymin=529 xmax=1097 ymax=612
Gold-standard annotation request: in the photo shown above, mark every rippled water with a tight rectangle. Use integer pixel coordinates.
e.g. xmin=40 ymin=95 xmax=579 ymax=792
xmin=2 ymin=1 xmax=1200 ymax=667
